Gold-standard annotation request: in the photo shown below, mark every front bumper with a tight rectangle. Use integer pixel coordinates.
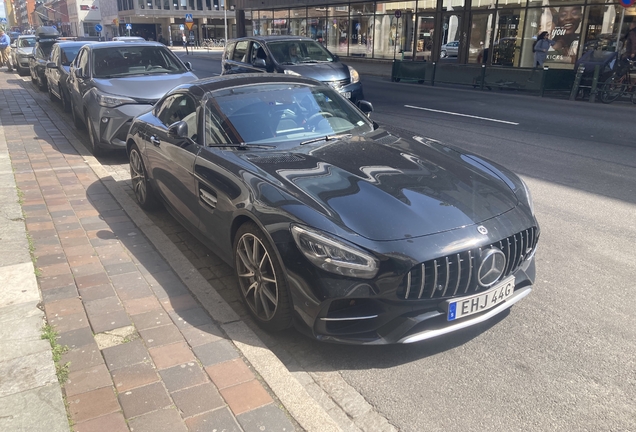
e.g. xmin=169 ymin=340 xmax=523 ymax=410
xmin=88 ymin=103 xmax=154 ymax=150
xmin=340 ymin=81 xmax=364 ymax=103
xmin=16 ymin=55 xmax=30 ymax=68
xmin=275 ymin=208 xmax=538 ymax=345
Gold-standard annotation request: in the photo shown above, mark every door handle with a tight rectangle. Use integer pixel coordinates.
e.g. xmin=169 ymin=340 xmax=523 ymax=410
xmin=150 ymin=136 xmax=160 ymax=146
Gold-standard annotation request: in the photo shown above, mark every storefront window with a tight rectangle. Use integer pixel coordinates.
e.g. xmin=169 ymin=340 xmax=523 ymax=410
xmin=441 ymin=12 xmax=462 ymax=49
xmin=443 ymin=0 xmax=466 ymax=12
xmin=351 ymin=2 xmax=374 ymax=14
xmin=349 ymin=13 xmax=374 ymax=57
xmin=272 ymin=10 xmax=289 ymax=35
xmin=492 ymin=9 xmax=523 ymax=66
xmin=327 ymin=6 xmax=349 ymax=56
xmin=469 ymin=12 xmax=495 ymax=63
xmin=582 ymin=4 xmax=620 ymax=51
xmin=523 ymin=5 xmax=582 ymax=66
xmin=307 ymin=8 xmax=327 ymax=45
xmin=416 ymin=14 xmax=435 ymax=60
xmin=374 ymin=2 xmax=415 ymax=59
xmin=291 ymin=7 xmax=307 ymax=19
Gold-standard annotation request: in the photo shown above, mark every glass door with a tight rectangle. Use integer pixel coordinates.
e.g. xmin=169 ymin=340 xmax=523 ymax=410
xmin=469 ymin=12 xmax=494 ymax=64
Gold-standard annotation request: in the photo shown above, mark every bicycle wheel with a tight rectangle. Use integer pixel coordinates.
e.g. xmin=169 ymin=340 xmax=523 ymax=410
xmin=600 ymin=75 xmax=626 ymax=104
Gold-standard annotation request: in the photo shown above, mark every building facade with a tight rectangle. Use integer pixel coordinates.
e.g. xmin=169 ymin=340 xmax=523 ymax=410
xmin=236 ymin=0 xmax=635 ymax=69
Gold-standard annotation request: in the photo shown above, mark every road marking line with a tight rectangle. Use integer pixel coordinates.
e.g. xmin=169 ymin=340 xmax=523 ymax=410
xmin=404 ymin=104 xmax=519 ymax=125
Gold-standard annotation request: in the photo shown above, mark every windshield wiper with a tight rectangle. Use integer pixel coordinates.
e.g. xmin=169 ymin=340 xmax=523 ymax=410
xmin=300 ymin=133 xmax=352 ymax=145
xmin=300 ymin=60 xmax=320 ymax=63
xmin=207 ymin=143 xmax=276 ymax=149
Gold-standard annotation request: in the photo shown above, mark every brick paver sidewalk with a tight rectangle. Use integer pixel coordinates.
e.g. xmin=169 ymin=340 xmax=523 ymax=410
xmin=0 ymin=74 xmax=297 ymax=430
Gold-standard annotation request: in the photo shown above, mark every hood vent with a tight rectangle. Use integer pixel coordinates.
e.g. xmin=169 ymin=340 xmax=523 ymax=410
xmin=247 ymin=154 xmax=306 ymax=164
xmin=372 ymin=134 xmax=401 ymax=146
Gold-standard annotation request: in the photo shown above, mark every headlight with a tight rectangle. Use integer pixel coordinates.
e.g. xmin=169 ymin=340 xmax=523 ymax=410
xmin=291 ymin=225 xmax=379 ymax=279
xmin=284 ymin=69 xmax=301 ymax=76
xmin=519 ymin=178 xmax=535 ymax=216
xmin=348 ymin=65 xmax=360 ymax=84
xmin=93 ymin=89 xmax=137 ymax=108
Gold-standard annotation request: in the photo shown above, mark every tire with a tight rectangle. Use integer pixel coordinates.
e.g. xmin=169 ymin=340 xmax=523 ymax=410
xmin=600 ymin=75 xmax=625 ymax=104
xmin=129 ymin=143 xmax=160 ymax=210
xmin=86 ymin=113 xmax=105 ymax=156
xmin=37 ymin=75 xmax=47 ymax=91
xmin=60 ymin=87 xmax=70 ymax=112
xmin=234 ymin=222 xmax=292 ymax=332
xmin=48 ymin=83 xmax=55 ymax=101
xmin=71 ymin=98 xmax=84 ymax=130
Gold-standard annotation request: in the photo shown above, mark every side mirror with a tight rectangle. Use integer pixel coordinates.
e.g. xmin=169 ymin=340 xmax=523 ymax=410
xmin=356 ymin=100 xmax=374 ymax=117
xmin=74 ymin=68 xmax=85 ymax=78
xmin=184 ymin=61 xmax=192 ymax=71
xmin=168 ymin=120 xmax=188 ymax=139
xmin=253 ymin=58 xmax=266 ymax=68
xmin=46 ymin=61 xmax=56 ymax=69
xmin=333 ymin=54 xmax=339 ymax=62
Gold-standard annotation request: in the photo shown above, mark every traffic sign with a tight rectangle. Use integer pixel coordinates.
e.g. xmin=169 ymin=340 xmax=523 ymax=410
xmin=126 ymin=23 xmax=132 ymax=30
xmin=185 ymin=13 xmax=193 ymax=22
xmin=620 ymin=0 xmax=634 ymax=8
xmin=179 ymin=24 xmax=184 ymax=31
xmin=0 ymin=18 xmax=7 ymax=24
xmin=394 ymin=10 xmax=402 ymax=18
xmin=185 ymin=22 xmax=194 ymax=31
xmin=95 ymin=24 xmax=102 ymax=32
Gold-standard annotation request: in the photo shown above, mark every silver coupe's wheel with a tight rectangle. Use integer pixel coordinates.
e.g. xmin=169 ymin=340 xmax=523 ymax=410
xmin=234 ymin=223 xmax=292 ymax=331
xmin=129 ymin=144 xmax=160 ymax=210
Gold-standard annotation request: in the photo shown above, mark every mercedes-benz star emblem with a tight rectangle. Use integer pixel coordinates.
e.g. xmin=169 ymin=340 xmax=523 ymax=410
xmin=477 ymin=248 xmax=506 ymax=287
xmin=477 ymin=226 xmax=488 ymax=235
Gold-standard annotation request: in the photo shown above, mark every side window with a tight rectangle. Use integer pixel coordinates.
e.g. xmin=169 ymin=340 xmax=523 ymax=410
xmin=77 ymin=49 xmax=89 ymax=73
xmin=232 ymin=40 xmax=248 ymax=63
xmin=205 ymin=100 xmax=231 ymax=145
xmin=223 ymin=41 xmax=236 ymax=61
xmin=250 ymin=42 xmax=264 ymax=64
xmin=158 ymin=94 xmax=198 ymax=141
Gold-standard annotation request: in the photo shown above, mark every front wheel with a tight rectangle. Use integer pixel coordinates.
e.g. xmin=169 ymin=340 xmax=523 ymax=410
xmin=71 ymin=98 xmax=84 ymax=130
xmin=129 ymin=143 xmax=160 ymax=210
xmin=86 ymin=113 xmax=105 ymax=157
xmin=234 ymin=222 xmax=292 ymax=332
xmin=600 ymin=75 xmax=626 ymax=104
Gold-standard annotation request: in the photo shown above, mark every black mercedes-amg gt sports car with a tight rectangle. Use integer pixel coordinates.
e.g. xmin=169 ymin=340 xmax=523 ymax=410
xmin=126 ymin=74 xmax=539 ymax=344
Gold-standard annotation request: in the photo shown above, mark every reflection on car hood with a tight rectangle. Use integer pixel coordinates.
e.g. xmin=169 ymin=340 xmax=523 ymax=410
xmin=284 ymin=62 xmax=349 ymax=82
xmin=93 ymin=72 xmax=198 ymax=100
xmin=242 ymin=133 xmax=519 ymax=241
xmin=17 ymin=47 xmax=34 ymax=56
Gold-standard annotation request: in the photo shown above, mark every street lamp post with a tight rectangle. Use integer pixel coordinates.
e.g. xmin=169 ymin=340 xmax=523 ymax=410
xmin=221 ymin=0 xmax=227 ymax=44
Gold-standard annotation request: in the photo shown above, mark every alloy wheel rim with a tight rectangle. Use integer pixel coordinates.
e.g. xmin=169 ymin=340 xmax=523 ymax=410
xmin=129 ymin=150 xmax=147 ymax=204
xmin=236 ymin=233 xmax=278 ymax=321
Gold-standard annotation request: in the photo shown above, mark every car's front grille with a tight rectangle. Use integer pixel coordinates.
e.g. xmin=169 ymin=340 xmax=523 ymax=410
xmin=326 ymin=78 xmax=351 ymax=90
xmin=397 ymin=227 xmax=539 ymax=300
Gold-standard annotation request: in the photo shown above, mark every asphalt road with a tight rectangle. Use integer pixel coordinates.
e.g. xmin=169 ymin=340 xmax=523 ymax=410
xmin=92 ymin=53 xmax=636 ymax=431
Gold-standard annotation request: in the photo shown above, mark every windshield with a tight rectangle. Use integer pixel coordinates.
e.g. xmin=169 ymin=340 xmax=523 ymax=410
xmin=205 ymin=83 xmax=373 ymax=146
xmin=19 ymin=38 xmax=36 ymax=48
xmin=60 ymin=45 xmax=81 ymax=66
xmin=267 ymin=40 xmax=334 ymax=65
xmin=92 ymin=45 xmax=186 ymax=78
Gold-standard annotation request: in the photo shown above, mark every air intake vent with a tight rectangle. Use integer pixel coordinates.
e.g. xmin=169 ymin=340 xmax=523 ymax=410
xmin=373 ymin=134 xmax=400 ymax=146
xmin=247 ymin=154 xmax=306 ymax=164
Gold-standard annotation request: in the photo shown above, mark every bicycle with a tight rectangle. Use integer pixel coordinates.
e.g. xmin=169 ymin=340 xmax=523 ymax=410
xmin=599 ymin=58 xmax=636 ymax=104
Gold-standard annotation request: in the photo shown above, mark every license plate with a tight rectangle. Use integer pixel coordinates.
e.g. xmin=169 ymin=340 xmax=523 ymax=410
xmin=341 ymin=91 xmax=351 ymax=99
xmin=446 ymin=276 xmax=515 ymax=321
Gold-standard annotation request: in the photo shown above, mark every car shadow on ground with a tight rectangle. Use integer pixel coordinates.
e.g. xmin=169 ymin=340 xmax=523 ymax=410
xmin=103 ymin=174 xmax=516 ymax=372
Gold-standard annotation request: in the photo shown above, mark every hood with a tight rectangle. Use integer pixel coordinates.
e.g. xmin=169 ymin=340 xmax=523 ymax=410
xmin=93 ymin=72 xmax=198 ymax=100
xmin=283 ymin=61 xmax=350 ymax=83
xmin=17 ymin=47 xmax=34 ymax=56
xmin=242 ymin=134 xmax=518 ymax=241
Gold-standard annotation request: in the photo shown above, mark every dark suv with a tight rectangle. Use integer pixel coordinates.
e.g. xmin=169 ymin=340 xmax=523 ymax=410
xmin=30 ymin=26 xmax=60 ymax=90
xmin=222 ymin=36 xmax=364 ymax=103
